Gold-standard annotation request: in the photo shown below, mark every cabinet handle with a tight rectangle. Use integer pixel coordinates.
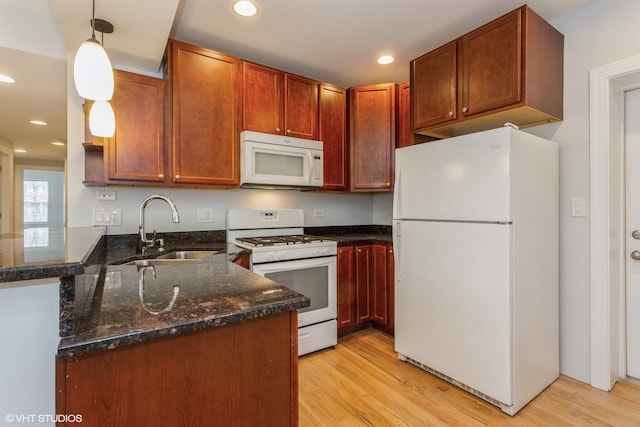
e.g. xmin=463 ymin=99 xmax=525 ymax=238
xmin=175 ymin=174 xmax=181 ymax=180
xmin=448 ymin=111 xmax=453 ymax=117
xmin=158 ymin=174 xmax=164 ymax=179
xmin=462 ymin=107 xmax=468 ymax=113
xmin=275 ymin=127 xmax=281 ymax=133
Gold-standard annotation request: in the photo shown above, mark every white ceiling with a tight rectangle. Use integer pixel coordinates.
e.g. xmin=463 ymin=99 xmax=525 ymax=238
xmin=0 ymin=0 xmax=594 ymax=162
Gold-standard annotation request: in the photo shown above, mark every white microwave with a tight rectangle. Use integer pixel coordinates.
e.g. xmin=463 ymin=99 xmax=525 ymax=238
xmin=240 ymin=131 xmax=324 ymax=189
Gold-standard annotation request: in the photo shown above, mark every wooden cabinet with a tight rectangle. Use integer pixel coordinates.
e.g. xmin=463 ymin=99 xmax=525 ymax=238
xmin=348 ymin=83 xmax=397 ymax=192
xmin=371 ymin=243 xmax=395 ymax=333
xmin=167 ymin=39 xmax=241 ymax=186
xmin=337 ymin=243 xmax=394 ymax=336
xmin=355 ymin=245 xmax=372 ymax=322
xmin=56 ymin=312 xmax=299 ymax=427
xmin=337 ymin=245 xmax=356 ymax=329
xmin=242 ymin=62 xmax=318 ymax=139
xmin=398 ymin=81 xmax=436 ymax=147
xmin=412 ymin=5 xmax=563 ymax=138
xmin=319 ymin=83 xmax=347 ymax=191
xmin=106 ymin=70 xmax=165 ymax=183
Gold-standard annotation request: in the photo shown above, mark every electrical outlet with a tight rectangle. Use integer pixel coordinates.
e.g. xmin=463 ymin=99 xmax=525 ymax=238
xmin=93 ymin=208 xmax=122 ymax=225
xmin=96 ymin=190 xmax=117 ymax=201
xmin=314 ymin=208 xmax=326 ymax=217
xmin=197 ymin=208 xmax=214 ymax=223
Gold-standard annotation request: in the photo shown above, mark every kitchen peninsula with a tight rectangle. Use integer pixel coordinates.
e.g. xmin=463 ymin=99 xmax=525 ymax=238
xmin=1 ymin=228 xmax=309 ymax=427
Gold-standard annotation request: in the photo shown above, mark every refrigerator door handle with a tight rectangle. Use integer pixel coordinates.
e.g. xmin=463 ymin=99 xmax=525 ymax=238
xmin=392 ymin=220 xmax=401 ymax=283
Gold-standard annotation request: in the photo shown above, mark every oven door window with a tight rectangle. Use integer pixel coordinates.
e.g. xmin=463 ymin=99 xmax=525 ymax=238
xmin=263 ymin=266 xmax=328 ymax=314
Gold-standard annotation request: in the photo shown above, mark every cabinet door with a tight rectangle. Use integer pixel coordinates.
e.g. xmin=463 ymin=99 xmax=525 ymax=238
xmin=319 ymin=84 xmax=347 ymax=191
xmin=412 ymin=41 xmax=457 ymax=130
xmin=398 ymin=81 xmax=414 ymax=148
xmin=348 ymin=83 xmax=396 ymax=192
xmin=386 ymin=245 xmax=395 ymax=330
xmin=355 ymin=245 xmax=372 ymax=322
xmin=107 ymin=70 xmax=165 ymax=183
xmin=284 ymin=73 xmax=318 ymax=139
xmin=337 ymin=245 xmax=357 ymax=328
xmin=371 ymin=244 xmax=388 ymax=325
xmin=170 ymin=41 xmax=241 ymax=186
xmin=460 ymin=8 xmax=522 ymax=118
xmin=242 ymin=62 xmax=283 ymax=134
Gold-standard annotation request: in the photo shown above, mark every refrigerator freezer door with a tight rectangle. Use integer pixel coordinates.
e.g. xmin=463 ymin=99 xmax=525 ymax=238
xmin=394 ymin=127 xmax=511 ymax=223
xmin=394 ymin=219 xmax=513 ymax=405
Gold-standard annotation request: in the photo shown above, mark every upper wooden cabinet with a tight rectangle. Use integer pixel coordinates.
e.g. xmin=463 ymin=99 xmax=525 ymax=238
xmin=319 ymin=83 xmax=347 ymax=191
xmin=398 ymin=81 xmax=435 ymax=147
xmin=106 ymin=70 xmax=165 ymax=183
xmin=348 ymin=83 xmax=397 ymax=192
xmin=167 ymin=39 xmax=241 ymax=187
xmin=242 ymin=62 xmax=318 ymax=139
xmin=412 ymin=5 xmax=563 ymax=138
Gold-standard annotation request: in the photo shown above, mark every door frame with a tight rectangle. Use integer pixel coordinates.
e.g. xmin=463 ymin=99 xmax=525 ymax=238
xmin=589 ymin=54 xmax=640 ymax=391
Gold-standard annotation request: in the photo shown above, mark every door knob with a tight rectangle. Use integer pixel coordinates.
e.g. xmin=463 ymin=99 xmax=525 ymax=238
xmin=632 ymin=230 xmax=640 ymax=239
xmin=631 ymin=250 xmax=640 ymax=261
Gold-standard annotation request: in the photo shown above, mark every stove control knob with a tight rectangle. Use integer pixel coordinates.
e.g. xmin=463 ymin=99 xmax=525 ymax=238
xmin=265 ymin=252 xmax=275 ymax=262
xmin=278 ymin=252 xmax=287 ymax=260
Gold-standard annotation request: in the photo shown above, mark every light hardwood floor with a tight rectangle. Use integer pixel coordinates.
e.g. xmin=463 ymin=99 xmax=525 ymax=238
xmin=298 ymin=328 xmax=640 ymax=426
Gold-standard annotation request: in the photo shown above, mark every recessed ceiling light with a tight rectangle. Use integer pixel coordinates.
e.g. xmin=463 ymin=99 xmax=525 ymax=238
xmin=14 ymin=149 xmax=26 ymax=153
xmin=377 ymin=55 xmax=395 ymax=65
xmin=51 ymin=141 xmax=66 ymax=146
xmin=233 ymin=1 xmax=258 ymax=17
xmin=30 ymin=120 xmax=47 ymax=126
xmin=0 ymin=74 xmax=15 ymax=83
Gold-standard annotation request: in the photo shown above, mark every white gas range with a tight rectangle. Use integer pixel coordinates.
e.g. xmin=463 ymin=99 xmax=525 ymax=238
xmin=227 ymin=209 xmax=337 ymax=356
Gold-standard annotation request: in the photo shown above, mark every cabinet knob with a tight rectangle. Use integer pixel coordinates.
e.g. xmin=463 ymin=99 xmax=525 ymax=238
xmin=175 ymin=174 xmax=181 ymax=180
xmin=448 ymin=111 xmax=454 ymax=117
xmin=358 ymin=249 xmax=362 ymax=253
xmin=158 ymin=174 xmax=164 ymax=179
xmin=275 ymin=127 xmax=281 ymax=133
xmin=462 ymin=107 xmax=468 ymax=113
xmin=286 ymin=129 xmax=291 ymax=134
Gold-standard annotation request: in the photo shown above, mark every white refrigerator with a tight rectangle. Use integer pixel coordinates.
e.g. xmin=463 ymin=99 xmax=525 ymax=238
xmin=392 ymin=127 xmax=559 ymax=415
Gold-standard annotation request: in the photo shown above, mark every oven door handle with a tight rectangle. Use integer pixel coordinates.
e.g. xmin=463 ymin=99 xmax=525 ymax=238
xmin=253 ymin=256 xmax=335 ymax=273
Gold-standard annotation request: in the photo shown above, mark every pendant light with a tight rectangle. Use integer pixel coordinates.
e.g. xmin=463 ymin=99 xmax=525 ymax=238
xmin=89 ymin=101 xmax=116 ymax=138
xmin=73 ymin=0 xmax=114 ymax=101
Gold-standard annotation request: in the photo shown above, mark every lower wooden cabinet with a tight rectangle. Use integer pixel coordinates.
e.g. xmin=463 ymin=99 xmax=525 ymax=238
xmin=56 ymin=312 xmax=299 ymax=427
xmin=337 ymin=243 xmax=394 ymax=336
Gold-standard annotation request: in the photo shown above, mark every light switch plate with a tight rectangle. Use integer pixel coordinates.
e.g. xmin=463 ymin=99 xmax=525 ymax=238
xmin=93 ymin=208 xmax=122 ymax=225
xmin=571 ymin=198 xmax=586 ymax=217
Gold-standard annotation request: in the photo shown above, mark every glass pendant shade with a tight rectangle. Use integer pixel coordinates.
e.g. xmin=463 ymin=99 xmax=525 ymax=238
xmin=74 ymin=37 xmax=114 ymax=101
xmin=89 ymin=101 xmax=115 ymax=137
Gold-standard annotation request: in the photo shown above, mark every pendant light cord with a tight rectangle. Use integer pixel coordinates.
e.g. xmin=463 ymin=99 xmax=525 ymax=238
xmin=91 ymin=0 xmax=96 ymax=39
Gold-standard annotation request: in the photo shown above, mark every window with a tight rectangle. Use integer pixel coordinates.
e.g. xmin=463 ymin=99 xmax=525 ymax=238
xmin=23 ymin=180 xmax=49 ymax=223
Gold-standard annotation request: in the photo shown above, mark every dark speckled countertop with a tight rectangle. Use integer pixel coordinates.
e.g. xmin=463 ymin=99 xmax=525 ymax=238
xmin=0 ymin=226 xmax=106 ymax=282
xmin=3 ymin=225 xmax=389 ymax=359
xmin=58 ymin=249 xmax=309 ymax=358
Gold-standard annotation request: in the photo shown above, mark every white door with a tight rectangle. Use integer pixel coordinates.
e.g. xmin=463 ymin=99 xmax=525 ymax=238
xmin=394 ymin=219 xmax=513 ymax=404
xmin=625 ymin=88 xmax=640 ymax=380
xmin=393 ymin=127 xmax=511 ymax=223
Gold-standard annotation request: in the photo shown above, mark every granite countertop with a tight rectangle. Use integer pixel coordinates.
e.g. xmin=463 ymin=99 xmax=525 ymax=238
xmin=0 ymin=226 xmax=106 ymax=282
xmin=58 ymin=248 xmax=309 ymax=358
xmin=2 ymin=225 xmax=389 ymax=359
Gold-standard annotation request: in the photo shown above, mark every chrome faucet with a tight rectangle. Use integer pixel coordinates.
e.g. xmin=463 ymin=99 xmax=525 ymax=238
xmin=138 ymin=194 xmax=180 ymax=252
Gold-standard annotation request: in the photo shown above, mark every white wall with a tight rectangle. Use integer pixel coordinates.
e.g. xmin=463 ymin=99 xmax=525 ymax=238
xmin=534 ymin=0 xmax=640 ymax=383
xmin=0 ymin=279 xmax=59 ymax=427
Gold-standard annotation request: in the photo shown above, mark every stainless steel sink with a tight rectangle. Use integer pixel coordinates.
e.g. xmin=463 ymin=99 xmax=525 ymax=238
xmin=156 ymin=250 xmax=218 ymax=260
xmin=122 ymin=250 xmax=218 ymax=266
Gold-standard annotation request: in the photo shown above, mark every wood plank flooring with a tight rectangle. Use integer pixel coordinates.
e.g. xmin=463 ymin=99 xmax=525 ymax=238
xmin=298 ymin=328 xmax=640 ymax=426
